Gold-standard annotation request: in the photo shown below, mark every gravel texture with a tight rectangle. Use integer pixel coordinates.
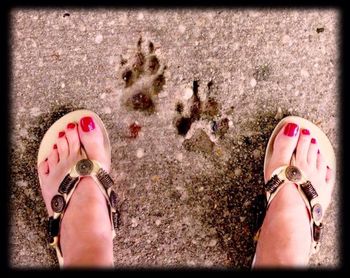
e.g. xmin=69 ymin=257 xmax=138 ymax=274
xmin=9 ymin=8 xmax=340 ymax=269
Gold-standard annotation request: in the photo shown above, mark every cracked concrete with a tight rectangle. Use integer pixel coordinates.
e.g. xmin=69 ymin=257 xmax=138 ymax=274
xmin=9 ymin=8 xmax=340 ymax=268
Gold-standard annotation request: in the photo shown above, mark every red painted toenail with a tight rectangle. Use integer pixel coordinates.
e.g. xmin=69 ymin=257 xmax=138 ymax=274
xmin=302 ymin=129 xmax=310 ymax=135
xmin=317 ymin=149 xmax=320 ymax=154
xmin=284 ymin=123 xmax=299 ymax=137
xmin=67 ymin=122 xmax=76 ymax=129
xmin=311 ymin=138 xmax=317 ymax=144
xmin=53 ymin=144 xmax=57 ymax=149
xmin=58 ymin=131 xmax=65 ymax=138
xmin=327 ymin=165 xmax=330 ymax=169
xmin=80 ymin=116 xmax=95 ymax=132
xmin=45 ymin=158 xmax=48 ymax=161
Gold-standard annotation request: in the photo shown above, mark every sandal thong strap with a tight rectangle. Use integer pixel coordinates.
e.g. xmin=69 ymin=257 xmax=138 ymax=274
xmin=47 ymin=158 xmax=119 ymax=266
xmin=255 ymin=165 xmax=323 ymax=255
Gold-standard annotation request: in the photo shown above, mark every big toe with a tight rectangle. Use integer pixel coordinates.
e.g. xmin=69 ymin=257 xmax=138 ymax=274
xmin=78 ymin=115 xmax=110 ymax=171
xmin=265 ymin=122 xmax=300 ymax=181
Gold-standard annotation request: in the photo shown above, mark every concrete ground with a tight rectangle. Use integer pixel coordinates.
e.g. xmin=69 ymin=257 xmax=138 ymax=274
xmin=9 ymin=8 xmax=340 ymax=268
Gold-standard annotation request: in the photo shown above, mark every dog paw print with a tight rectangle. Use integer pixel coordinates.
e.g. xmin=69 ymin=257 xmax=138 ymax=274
xmin=119 ymin=37 xmax=166 ymax=114
xmin=174 ymin=80 xmax=230 ymax=154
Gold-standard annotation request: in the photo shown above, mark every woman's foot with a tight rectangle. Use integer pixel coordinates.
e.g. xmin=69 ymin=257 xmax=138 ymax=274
xmin=254 ymin=122 xmax=335 ymax=267
xmin=37 ymin=117 xmax=113 ymax=267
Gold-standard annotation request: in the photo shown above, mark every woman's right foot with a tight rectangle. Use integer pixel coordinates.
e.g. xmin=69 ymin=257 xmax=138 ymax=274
xmin=254 ymin=121 xmax=335 ymax=267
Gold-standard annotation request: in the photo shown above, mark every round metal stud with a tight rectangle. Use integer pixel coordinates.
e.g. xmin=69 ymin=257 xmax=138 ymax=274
xmin=312 ymin=203 xmax=323 ymax=222
xmin=51 ymin=194 xmax=66 ymax=213
xmin=285 ymin=166 xmax=302 ymax=182
xmin=76 ymin=159 xmax=93 ymax=176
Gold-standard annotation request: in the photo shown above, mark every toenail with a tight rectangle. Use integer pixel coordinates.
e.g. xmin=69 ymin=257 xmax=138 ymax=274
xmin=58 ymin=131 xmax=65 ymax=138
xmin=80 ymin=116 xmax=95 ymax=132
xmin=302 ymin=129 xmax=310 ymax=135
xmin=317 ymin=149 xmax=320 ymax=154
xmin=45 ymin=158 xmax=48 ymax=161
xmin=327 ymin=165 xmax=330 ymax=169
xmin=53 ymin=144 xmax=57 ymax=149
xmin=311 ymin=138 xmax=317 ymax=144
xmin=67 ymin=122 xmax=76 ymax=129
xmin=284 ymin=123 xmax=299 ymax=137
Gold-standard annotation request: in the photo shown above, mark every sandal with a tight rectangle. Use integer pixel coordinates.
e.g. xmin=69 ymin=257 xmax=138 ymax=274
xmin=37 ymin=110 xmax=118 ymax=267
xmin=253 ymin=116 xmax=336 ymax=261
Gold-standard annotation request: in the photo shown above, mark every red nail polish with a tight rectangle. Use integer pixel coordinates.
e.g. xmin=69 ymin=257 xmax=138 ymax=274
xmin=80 ymin=116 xmax=95 ymax=132
xmin=327 ymin=165 xmax=330 ymax=169
xmin=302 ymin=129 xmax=310 ymax=135
xmin=58 ymin=131 xmax=65 ymax=138
xmin=45 ymin=158 xmax=48 ymax=161
xmin=53 ymin=144 xmax=57 ymax=149
xmin=311 ymin=138 xmax=316 ymax=144
xmin=284 ymin=123 xmax=299 ymax=137
xmin=317 ymin=149 xmax=320 ymax=154
xmin=67 ymin=122 xmax=76 ymax=129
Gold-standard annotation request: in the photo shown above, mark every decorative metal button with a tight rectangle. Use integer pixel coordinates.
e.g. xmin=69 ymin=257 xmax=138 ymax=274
xmin=109 ymin=190 xmax=117 ymax=209
xmin=51 ymin=195 xmax=66 ymax=213
xmin=76 ymin=159 xmax=93 ymax=176
xmin=285 ymin=166 xmax=302 ymax=182
xmin=312 ymin=203 xmax=323 ymax=222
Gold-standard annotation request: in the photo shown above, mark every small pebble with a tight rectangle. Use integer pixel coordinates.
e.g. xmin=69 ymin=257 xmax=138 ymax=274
xmin=136 ymin=148 xmax=144 ymax=158
xmin=95 ymin=34 xmax=103 ymax=44
xmin=234 ymin=168 xmax=242 ymax=176
xmin=175 ymin=152 xmax=183 ymax=161
xmin=178 ymin=25 xmax=186 ymax=33
xmin=155 ymin=219 xmax=161 ymax=226
xmin=250 ymin=78 xmax=257 ymax=87
xmin=131 ymin=218 xmax=138 ymax=228
xmin=208 ymin=239 xmax=217 ymax=247
xmin=182 ymin=87 xmax=193 ymax=100
xmin=274 ymin=107 xmax=283 ymax=120
xmin=253 ymin=149 xmax=260 ymax=159
xmin=137 ymin=12 xmax=144 ymax=20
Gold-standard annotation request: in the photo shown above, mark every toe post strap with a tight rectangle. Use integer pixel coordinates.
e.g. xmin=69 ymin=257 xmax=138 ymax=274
xmin=258 ymin=165 xmax=323 ymax=255
xmin=47 ymin=158 xmax=119 ymax=267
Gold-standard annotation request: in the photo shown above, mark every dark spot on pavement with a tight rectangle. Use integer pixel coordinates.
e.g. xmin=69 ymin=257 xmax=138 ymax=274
xmin=253 ymin=64 xmax=271 ymax=81
xmin=183 ymin=129 xmax=214 ymax=154
xmin=63 ymin=13 xmax=70 ymax=17
xmin=316 ymin=27 xmax=324 ymax=33
xmin=147 ymin=55 xmax=160 ymax=74
xmin=130 ymin=92 xmax=154 ymax=112
xmin=203 ymin=98 xmax=219 ymax=119
xmin=129 ymin=122 xmax=142 ymax=138
xmin=148 ymin=41 xmax=155 ymax=53
xmin=176 ymin=117 xmax=192 ymax=136
xmin=175 ymin=102 xmax=184 ymax=114
xmin=151 ymin=74 xmax=165 ymax=95
xmin=122 ymin=69 xmax=133 ymax=87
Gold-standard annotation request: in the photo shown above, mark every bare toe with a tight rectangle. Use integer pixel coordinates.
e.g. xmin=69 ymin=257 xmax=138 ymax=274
xmin=307 ymin=138 xmax=318 ymax=166
xmin=65 ymin=122 xmax=80 ymax=156
xmin=57 ymin=131 xmax=69 ymax=161
xmin=295 ymin=128 xmax=311 ymax=164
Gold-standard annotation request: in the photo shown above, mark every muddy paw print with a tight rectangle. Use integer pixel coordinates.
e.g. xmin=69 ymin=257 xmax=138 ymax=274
xmin=119 ymin=37 xmax=166 ymax=114
xmin=174 ymin=80 xmax=230 ymax=154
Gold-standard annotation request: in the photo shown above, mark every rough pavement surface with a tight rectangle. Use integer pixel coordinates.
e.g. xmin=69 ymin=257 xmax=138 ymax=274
xmin=9 ymin=9 xmax=340 ymax=268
